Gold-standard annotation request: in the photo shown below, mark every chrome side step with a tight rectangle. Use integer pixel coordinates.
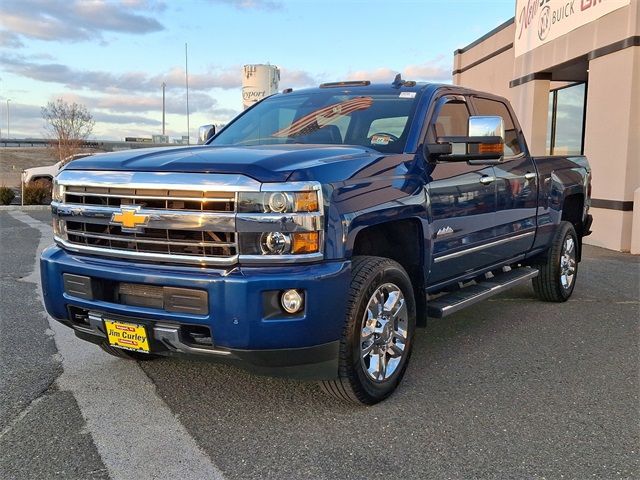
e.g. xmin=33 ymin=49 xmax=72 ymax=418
xmin=426 ymin=268 xmax=539 ymax=318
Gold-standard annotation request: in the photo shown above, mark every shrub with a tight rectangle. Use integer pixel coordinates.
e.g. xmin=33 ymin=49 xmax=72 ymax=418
xmin=23 ymin=180 xmax=51 ymax=205
xmin=0 ymin=186 xmax=15 ymax=205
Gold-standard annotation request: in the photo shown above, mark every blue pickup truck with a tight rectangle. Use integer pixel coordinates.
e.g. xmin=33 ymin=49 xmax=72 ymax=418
xmin=41 ymin=78 xmax=592 ymax=404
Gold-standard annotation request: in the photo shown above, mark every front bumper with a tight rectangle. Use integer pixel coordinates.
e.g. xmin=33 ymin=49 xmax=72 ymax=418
xmin=40 ymin=246 xmax=350 ymax=379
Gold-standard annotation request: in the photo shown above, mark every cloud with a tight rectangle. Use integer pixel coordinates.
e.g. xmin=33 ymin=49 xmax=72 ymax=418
xmin=346 ymin=59 xmax=451 ymax=83
xmin=60 ymin=91 xmax=223 ymax=116
xmin=207 ymin=0 xmax=282 ymax=10
xmin=92 ymin=112 xmax=161 ymax=126
xmin=0 ymin=55 xmax=242 ymax=93
xmin=0 ymin=0 xmax=164 ymax=45
xmin=4 ymin=102 xmax=43 ymax=120
xmin=279 ymin=68 xmax=318 ymax=88
xmin=0 ymin=30 xmax=24 ymax=49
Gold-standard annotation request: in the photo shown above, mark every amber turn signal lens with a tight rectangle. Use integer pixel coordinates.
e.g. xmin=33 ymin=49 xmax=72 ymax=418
xmin=294 ymin=191 xmax=319 ymax=212
xmin=291 ymin=232 xmax=320 ymax=254
xmin=478 ymin=143 xmax=504 ymax=154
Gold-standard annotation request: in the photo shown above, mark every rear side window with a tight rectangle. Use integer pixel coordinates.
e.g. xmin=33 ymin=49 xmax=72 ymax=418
xmin=473 ymin=98 xmax=522 ymax=156
xmin=433 ymin=100 xmax=470 ymax=137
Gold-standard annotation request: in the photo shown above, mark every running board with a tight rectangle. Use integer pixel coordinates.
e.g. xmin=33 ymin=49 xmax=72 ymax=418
xmin=426 ymin=268 xmax=539 ymax=318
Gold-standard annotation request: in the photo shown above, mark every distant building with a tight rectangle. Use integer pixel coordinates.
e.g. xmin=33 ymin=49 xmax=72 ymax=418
xmin=453 ymin=0 xmax=638 ymax=253
xmin=152 ymin=135 xmax=170 ymax=144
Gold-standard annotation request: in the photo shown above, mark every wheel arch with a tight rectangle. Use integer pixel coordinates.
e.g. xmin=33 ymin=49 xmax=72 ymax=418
xmin=29 ymin=175 xmax=53 ymax=184
xmin=349 ymin=218 xmax=428 ymax=326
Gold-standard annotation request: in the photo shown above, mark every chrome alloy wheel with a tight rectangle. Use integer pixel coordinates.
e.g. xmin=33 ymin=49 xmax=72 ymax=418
xmin=359 ymin=283 xmax=409 ymax=382
xmin=560 ymin=237 xmax=577 ymax=290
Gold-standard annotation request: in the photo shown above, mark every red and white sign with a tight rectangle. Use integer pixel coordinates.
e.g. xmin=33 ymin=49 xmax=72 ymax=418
xmin=514 ymin=0 xmax=631 ymax=57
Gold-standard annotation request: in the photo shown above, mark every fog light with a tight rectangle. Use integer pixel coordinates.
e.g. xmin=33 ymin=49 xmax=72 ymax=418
xmin=281 ymin=289 xmax=304 ymax=314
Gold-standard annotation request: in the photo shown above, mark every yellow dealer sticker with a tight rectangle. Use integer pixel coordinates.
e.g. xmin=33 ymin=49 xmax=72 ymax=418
xmin=104 ymin=320 xmax=150 ymax=353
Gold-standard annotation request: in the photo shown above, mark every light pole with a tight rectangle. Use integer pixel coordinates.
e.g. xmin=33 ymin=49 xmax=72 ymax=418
xmin=6 ymin=99 xmax=10 ymax=139
xmin=161 ymin=82 xmax=166 ymax=136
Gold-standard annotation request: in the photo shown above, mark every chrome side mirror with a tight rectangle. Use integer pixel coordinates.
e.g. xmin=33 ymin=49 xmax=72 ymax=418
xmin=425 ymin=115 xmax=505 ymax=163
xmin=198 ymin=124 xmax=216 ymax=144
xmin=468 ymin=116 xmax=505 ymax=141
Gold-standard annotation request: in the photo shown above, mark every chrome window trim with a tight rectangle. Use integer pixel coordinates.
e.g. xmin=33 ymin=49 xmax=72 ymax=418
xmin=433 ymin=231 xmax=535 ymax=263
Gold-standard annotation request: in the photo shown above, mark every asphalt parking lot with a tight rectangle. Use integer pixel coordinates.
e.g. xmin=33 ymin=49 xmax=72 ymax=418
xmin=1 ymin=208 xmax=638 ymax=480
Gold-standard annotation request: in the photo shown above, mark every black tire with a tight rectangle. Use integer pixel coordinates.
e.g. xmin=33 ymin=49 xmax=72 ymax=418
xmin=319 ymin=256 xmax=416 ymax=405
xmin=99 ymin=343 xmax=161 ymax=361
xmin=532 ymin=221 xmax=579 ymax=302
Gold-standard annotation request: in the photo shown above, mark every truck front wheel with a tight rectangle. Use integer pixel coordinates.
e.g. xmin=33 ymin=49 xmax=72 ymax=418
xmin=320 ymin=256 xmax=416 ymax=405
xmin=532 ymin=221 xmax=579 ymax=302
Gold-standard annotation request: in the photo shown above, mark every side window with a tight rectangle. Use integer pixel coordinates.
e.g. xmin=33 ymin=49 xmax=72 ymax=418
xmin=473 ymin=98 xmax=522 ymax=156
xmin=432 ymin=100 xmax=470 ymax=138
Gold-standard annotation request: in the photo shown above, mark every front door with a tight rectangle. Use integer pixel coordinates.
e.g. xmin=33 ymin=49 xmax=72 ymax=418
xmin=425 ymin=95 xmax=498 ymax=285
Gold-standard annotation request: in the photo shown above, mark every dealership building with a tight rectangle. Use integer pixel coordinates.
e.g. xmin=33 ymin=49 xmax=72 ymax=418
xmin=453 ymin=0 xmax=639 ymax=253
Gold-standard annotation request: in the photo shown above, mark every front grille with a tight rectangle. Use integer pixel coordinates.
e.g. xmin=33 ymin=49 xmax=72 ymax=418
xmin=53 ymin=170 xmax=323 ymax=266
xmin=64 ymin=186 xmax=235 ymax=213
xmin=65 ymin=220 xmax=236 ymax=258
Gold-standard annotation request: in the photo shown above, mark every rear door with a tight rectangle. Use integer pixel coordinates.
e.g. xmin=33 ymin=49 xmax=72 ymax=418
xmin=425 ymin=94 xmax=498 ymax=285
xmin=471 ymin=96 xmax=537 ymax=258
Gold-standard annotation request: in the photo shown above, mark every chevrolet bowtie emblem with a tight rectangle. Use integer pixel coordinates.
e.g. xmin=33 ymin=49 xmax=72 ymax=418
xmin=110 ymin=207 xmax=150 ymax=232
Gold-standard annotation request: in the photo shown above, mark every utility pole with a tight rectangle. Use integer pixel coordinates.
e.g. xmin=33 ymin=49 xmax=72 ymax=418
xmin=6 ymin=99 xmax=10 ymax=139
xmin=161 ymin=82 xmax=166 ymax=136
xmin=185 ymin=42 xmax=190 ymax=145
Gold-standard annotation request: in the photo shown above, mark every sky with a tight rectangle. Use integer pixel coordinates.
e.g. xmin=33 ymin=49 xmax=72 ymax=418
xmin=0 ymin=0 xmax=516 ymax=142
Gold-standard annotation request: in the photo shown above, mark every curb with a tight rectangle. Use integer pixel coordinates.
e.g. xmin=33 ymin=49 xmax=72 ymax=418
xmin=0 ymin=205 xmax=51 ymax=211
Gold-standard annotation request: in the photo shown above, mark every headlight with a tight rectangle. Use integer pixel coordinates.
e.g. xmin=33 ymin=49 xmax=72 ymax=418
xmin=237 ymin=182 xmax=323 ymax=261
xmin=241 ymin=231 xmax=321 ymax=256
xmin=52 ymin=179 xmax=65 ymax=202
xmin=237 ymin=190 xmax=319 ymax=213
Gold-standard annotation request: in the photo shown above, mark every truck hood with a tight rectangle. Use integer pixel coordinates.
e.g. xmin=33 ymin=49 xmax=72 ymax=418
xmin=64 ymin=144 xmax=381 ymax=183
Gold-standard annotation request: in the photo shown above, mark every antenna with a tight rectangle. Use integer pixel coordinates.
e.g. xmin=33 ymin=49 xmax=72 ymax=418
xmin=185 ymin=43 xmax=190 ymax=145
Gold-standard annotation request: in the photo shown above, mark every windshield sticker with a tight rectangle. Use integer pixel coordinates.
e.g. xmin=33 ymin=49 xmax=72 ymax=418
xmin=272 ymin=97 xmax=373 ymax=138
xmin=371 ymin=134 xmax=391 ymax=146
xmin=399 ymin=92 xmax=416 ymax=98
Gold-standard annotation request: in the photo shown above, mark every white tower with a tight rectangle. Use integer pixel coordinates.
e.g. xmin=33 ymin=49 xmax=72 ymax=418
xmin=242 ymin=64 xmax=280 ymax=110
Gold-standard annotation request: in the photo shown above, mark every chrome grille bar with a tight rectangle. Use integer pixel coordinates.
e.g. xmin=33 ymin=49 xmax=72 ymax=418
xmin=65 ymin=230 xmax=236 ymax=248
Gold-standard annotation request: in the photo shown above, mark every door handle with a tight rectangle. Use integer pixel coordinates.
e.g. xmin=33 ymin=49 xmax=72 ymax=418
xmin=524 ymin=172 xmax=536 ymax=180
xmin=479 ymin=176 xmax=496 ymax=185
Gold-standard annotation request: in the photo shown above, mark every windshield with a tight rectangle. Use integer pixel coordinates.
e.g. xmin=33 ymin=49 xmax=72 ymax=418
xmin=211 ymin=91 xmax=419 ymax=154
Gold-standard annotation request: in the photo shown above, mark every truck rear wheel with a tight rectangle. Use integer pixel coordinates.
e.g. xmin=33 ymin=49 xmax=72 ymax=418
xmin=99 ymin=343 xmax=161 ymax=361
xmin=319 ymin=256 xmax=416 ymax=405
xmin=532 ymin=221 xmax=578 ymax=302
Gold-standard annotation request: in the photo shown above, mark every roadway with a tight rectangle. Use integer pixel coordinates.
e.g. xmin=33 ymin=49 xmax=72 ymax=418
xmin=0 ymin=209 xmax=638 ymax=479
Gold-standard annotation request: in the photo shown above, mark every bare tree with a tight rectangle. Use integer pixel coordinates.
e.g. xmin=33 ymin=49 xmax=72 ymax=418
xmin=42 ymin=99 xmax=95 ymax=162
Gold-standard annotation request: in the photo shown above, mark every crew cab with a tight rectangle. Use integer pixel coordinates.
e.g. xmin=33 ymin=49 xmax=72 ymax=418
xmin=40 ymin=79 xmax=592 ymax=404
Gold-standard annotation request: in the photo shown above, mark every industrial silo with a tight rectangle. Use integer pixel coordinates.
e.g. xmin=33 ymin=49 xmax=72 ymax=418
xmin=242 ymin=64 xmax=280 ymax=109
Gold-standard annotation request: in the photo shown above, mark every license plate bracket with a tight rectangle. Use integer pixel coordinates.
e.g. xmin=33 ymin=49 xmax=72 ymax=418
xmin=104 ymin=319 xmax=150 ymax=353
